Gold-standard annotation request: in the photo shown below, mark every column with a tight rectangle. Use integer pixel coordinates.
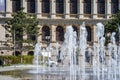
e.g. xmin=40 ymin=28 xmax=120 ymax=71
xmin=37 ymin=25 xmax=42 ymax=42
xmin=91 ymin=27 xmax=94 ymax=43
xmin=119 ymin=0 xmax=120 ymax=10
xmin=106 ymin=0 xmax=111 ymax=19
xmin=92 ymin=0 xmax=97 ymax=18
xmin=21 ymin=0 xmax=27 ymax=12
xmin=6 ymin=0 xmax=12 ymax=17
xmin=23 ymin=33 xmax=27 ymax=40
xmin=51 ymin=25 xmax=57 ymax=42
xmin=93 ymin=25 xmax=97 ymax=42
xmin=36 ymin=0 xmax=42 ymax=18
xmin=50 ymin=0 xmax=56 ymax=18
xmin=23 ymin=32 xmax=27 ymax=47
xmin=64 ymin=0 xmax=70 ymax=19
xmin=78 ymin=0 xmax=83 ymax=19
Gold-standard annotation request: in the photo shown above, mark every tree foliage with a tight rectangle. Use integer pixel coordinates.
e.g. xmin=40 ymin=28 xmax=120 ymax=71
xmin=105 ymin=10 xmax=120 ymax=33
xmin=3 ymin=8 xmax=39 ymax=51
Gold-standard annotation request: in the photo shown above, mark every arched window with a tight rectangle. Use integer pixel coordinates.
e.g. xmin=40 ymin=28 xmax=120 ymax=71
xmin=56 ymin=26 xmax=64 ymax=41
xmin=72 ymin=26 xmax=78 ymax=36
xmin=97 ymin=0 xmax=105 ymax=14
xmin=12 ymin=0 xmax=21 ymax=12
xmin=13 ymin=51 xmax=21 ymax=56
xmin=70 ymin=0 xmax=77 ymax=14
xmin=42 ymin=26 xmax=50 ymax=41
xmin=86 ymin=26 xmax=92 ymax=41
xmin=0 ymin=0 xmax=6 ymax=12
xmin=56 ymin=0 xmax=64 ymax=14
xmin=28 ymin=51 xmax=34 ymax=56
xmin=84 ymin=0 xmax=91 ymax=14
xmin=27 ymin=0 xmax=35 ymax=13
xmin=42 ymin=0 xmax=50 ymax=13
xmin=111 ymin=0 xmax=119 ymax=14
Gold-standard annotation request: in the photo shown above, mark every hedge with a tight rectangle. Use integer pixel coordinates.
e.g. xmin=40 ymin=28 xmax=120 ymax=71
xmin=0 ymin=55 xmax=34 ymax=66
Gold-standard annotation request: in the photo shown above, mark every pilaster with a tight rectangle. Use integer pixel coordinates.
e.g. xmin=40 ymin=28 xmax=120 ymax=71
xmin=36 ymin=0 xmax=42 ymax=18
xmin=106 ymin=0 xmax=111 ymax=19
xmin=93 ymin=25 xmax=97 ymax=42
xmin=51 ymin=25 xmax=57 ymax=42
xmin=64 ymin=0 xmax=70 ymax=19
xmin=119 ymin=0 xmax=120 ymax=10
xmin=6 ymin=0 xmax=12 ymax=17
xmin=21 ymin=0 xmax=27 ymax=12
xmin=78 ymin=0 xmax=83 ymax=19
xmin=37 ymin=25 xmax=42 ymax=42
xmin=50 ymin=0 xmax=56 ymax=18
xmin=92 ymin=0 xmax=97 ymax=18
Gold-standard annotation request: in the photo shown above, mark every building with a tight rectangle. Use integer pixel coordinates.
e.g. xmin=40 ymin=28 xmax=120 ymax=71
xmin=0 ymin=0 xmax=119 ymax=55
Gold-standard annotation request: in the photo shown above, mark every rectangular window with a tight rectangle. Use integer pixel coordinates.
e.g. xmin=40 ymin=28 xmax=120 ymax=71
xmin=70 ymin=3 xmax=77 ymax=14
xmin=0 ymin=0 xmax=6 ymax=12
xmin=111 ymin=3 xmax=118 ymax=14
xmin=70 ymin=0 xmax=77 ymax=14
xmin=84 ymin=3 xmax=91 ymax=14
xmin=42 ymin=1 xmax=50 ymax=13
xmin=97 ymin=2 xmax=105 ymax=14
xmin=27 ymin=0 xmax=35 ymax=13
xmin=56 ymin=3 xmax=63 ymax=14
xmin=12 ymin=0 xmax=21 ymax=12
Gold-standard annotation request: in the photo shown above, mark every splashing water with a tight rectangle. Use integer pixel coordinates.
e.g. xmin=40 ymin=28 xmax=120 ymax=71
xmin=29 ymin=22 xmax=120 ymax=80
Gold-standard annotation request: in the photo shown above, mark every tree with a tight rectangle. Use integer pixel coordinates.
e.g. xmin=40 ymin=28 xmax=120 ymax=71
xmin=3 ymin=8 xmax=39 ymax=55
xmin=105 ymin=10 xmax=120 ymax=33
xmin=105 ymin=10 xmax=120 ymax=44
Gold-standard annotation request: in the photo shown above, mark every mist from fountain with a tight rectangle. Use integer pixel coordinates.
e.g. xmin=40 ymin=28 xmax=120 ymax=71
xmin=29 ymin=22 xmax=120 ymax=80
xmin=64 ymin=25 xmax=77 ymax=80
xmin=33 ymin=42 xmax=41 ymax=73
xmin=79 ymin=22 xmax=88 ymax=79
xmin=111 ymin=32 xmax=117 ymax=80
xmin=107 ymin=43 xmax=112 ymax=80
xmin=96 ymin=23 xmax=105 ymax=80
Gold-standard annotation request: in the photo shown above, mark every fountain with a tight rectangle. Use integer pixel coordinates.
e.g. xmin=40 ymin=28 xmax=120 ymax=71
xmin=0 ymin=22 xmax=120 ymax=80
xmin=28 ymin=22 xmax=120 ymax=80
xmin=29 ymin=22 xmax=120 ymax=79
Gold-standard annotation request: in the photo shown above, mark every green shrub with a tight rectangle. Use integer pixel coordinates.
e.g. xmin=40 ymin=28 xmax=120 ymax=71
xmin=0 ymin=55 xmax=34 ymax=66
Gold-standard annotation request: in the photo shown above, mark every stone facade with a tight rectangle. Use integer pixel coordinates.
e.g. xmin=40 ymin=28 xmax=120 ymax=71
xmin=0 ymin=0 xmax=119 ymax=56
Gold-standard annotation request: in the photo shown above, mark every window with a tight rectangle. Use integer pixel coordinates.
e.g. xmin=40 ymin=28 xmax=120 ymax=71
xmin=0 ymin=0 xmax=6 ymax=12
xmin=56 ymin=26 xmax=64 ymax=41
xmin=111 ymin=0 xmax=119 ymax=14
xmin=70 ymin=0 xmax=77 ymax=14
xmin=72 ymin=26 xmax=78 ymax=36
xmin=12 ymin=0 xmax=21 ymax=12
xmin=84 ymin=0 xmax=91 ymax=14
xmin=86 ymin=26 xmax=92 ymax=41
xmin=56 ymin=0 xmax=64 ymax=14
xmin=28 ymin=35 xmax=36 ymax=41
xmin=42 ymin=26 xmax=50 ymax=41
xmin=42 ymin=0 xmax=50 ymax=13
xmin=97 ymin=0 xmax=105 ymax=14
xmin=27 ymin=0 xmax=35 ymax=13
